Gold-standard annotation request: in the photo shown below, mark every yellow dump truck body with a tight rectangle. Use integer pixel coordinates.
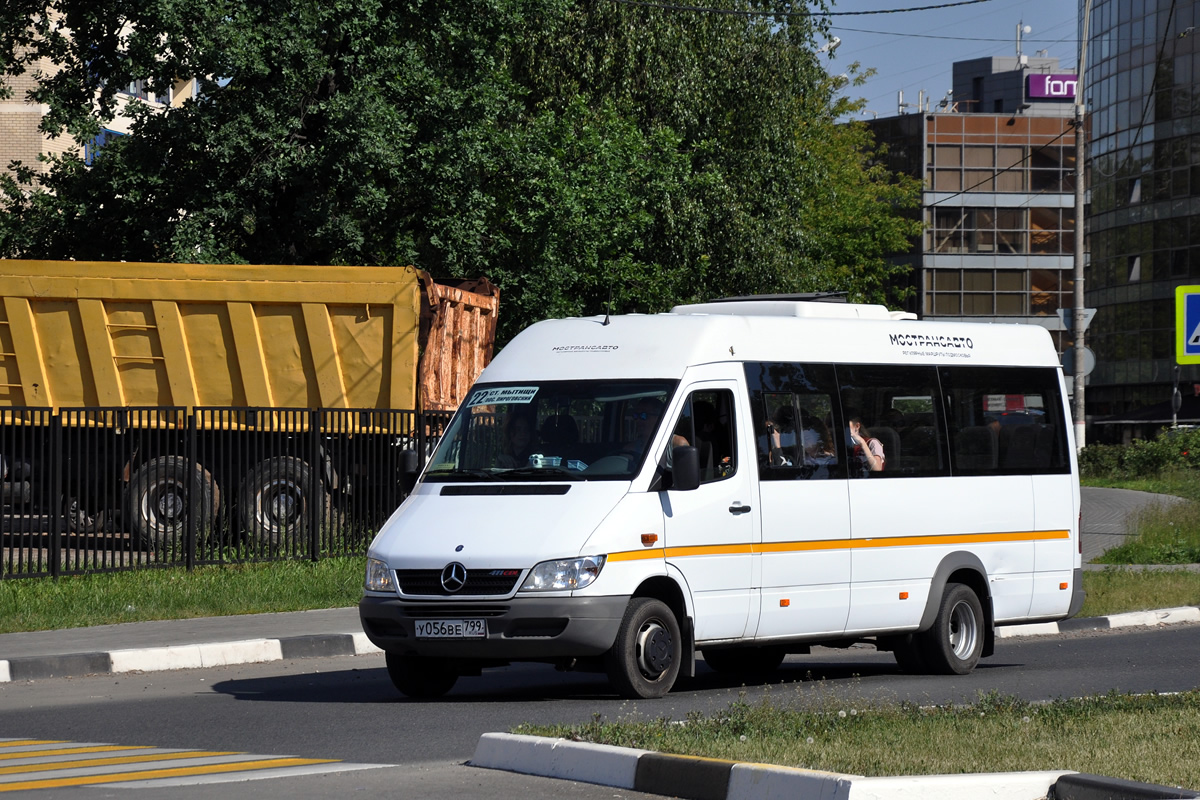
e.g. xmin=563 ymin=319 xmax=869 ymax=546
xmin=0 ymin=260 xmax=497 ymax=413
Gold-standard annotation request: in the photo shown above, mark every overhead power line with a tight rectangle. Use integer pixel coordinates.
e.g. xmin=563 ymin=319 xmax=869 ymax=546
xmin=610 ymin=0 xmax=995 ymax=18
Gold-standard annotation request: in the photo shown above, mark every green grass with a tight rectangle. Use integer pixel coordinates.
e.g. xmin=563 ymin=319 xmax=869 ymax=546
xmin=1080 ymin=568 xmax=1200 ymax=616
xmin=0 ymin=557 xmax=365 ymax=634
xmin=518 ymin=690 xmax=1200 ymax=789
xmin=1081 ymin=474 xmax=1200 ymax=564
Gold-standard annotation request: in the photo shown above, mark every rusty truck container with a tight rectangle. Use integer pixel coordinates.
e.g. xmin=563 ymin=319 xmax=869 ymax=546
xmin=0 ymin=260 xmax=498 ymax=559
xmin=0 ymin=260 xmax=498 ymax=413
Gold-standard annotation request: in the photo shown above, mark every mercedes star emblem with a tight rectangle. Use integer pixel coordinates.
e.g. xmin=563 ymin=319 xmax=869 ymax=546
xmin=440 ymin=562 xmax=467 ymax=593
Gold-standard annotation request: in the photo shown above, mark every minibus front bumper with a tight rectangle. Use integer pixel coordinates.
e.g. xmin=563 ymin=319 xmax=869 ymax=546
xmin=358 ymin=594 xmax=630 ymax=659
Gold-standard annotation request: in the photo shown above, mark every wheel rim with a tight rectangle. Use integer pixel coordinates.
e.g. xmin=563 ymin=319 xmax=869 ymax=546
xmin=948 ymin=599 xmax=979 ymax=660
xmin=258 ymin=478 xmax=302 ymax=533
xmin=635 ymin=618 xmax=674 ymax=679
xmin=142 ymin=481 xmax=185 ymax=532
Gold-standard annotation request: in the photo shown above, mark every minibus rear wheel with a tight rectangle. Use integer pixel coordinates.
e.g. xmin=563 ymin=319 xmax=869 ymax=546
xmin=385 ymin=652 xmax=458 ymax=698
xmin=919 ymin=583 xmax=984 ymax=675
xmin=605 ymin=598 xmax=682 ymax=699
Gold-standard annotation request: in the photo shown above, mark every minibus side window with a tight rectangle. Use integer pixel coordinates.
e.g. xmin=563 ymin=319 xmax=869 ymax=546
xmin=939 ymin=366 xmax=1070 ymax=476
xmin=835 ymin=364 xmax=948 ymax=478
xmin=668 ymin=389 xmax=737 ymax=482
xmin=744 ymin=362 xmax=844 ymax=481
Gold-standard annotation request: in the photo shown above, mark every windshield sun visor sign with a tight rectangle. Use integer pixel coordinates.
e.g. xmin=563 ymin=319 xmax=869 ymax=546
xmin=467 ymin=386 xmax=539 ymax=407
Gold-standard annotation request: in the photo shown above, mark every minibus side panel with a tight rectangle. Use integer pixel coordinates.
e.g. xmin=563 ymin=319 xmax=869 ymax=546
xmin=1028 ymin=473 xmax=1079 ymax=619
xmin=755 ymin=480 xmax=852 ymax=638
xmin=846 ymin=476 xmax=1035 ymax=632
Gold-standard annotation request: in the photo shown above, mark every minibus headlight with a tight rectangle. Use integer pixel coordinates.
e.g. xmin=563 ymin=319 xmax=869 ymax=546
xmin=520 ymin=555 xmax=607 ymax=592
xmin=364 ymin=557 xmax=396 ymax=593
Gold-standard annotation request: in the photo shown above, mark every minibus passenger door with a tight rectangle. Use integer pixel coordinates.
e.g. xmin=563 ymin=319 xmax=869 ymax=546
xmin=659 ymin=381 xmax=756 ymax=643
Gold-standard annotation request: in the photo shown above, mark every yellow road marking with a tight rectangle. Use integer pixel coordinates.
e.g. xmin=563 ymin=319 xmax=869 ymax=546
xmin=0 ymin=743 xmax=66 ymax=750
xmin=0 ymin=746 xmax=154 ymax=761
xmin=0 ymin=750 xmax=234 ymax=775
xmin=0 ymin=757 xmax=339 ymax=791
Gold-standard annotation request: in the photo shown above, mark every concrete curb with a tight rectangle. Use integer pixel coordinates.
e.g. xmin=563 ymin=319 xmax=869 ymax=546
xmin=2 ymin=607 xmax=1198 ymax=683
xmin=470 ymin=733 xmax=1200 ymax=800
xmin=0 ymin=632 xmax=382 ymax=682
xmin=996 ymin=605 xmax=1200 ymax=639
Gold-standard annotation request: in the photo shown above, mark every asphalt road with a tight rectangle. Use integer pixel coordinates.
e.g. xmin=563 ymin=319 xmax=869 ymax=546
xmin=1 ymin=622 xmax=1197 ymax=799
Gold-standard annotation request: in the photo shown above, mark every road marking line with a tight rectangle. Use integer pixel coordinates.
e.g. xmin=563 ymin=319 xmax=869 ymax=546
xmin=0 ymin=757 xmax=339 ymax=791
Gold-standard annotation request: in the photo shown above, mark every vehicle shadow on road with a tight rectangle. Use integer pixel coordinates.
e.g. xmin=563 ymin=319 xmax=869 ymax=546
xmin=208 ymin=652 xmax=1011 ymax=705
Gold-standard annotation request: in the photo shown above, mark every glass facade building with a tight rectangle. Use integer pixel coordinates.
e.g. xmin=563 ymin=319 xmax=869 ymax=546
xmin=1084 ymin=0 xmax=1200 ymax=435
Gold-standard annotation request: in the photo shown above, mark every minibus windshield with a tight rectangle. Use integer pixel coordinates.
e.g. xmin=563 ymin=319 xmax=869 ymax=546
xmin=423 ymin=380 xmax=678 ymax=482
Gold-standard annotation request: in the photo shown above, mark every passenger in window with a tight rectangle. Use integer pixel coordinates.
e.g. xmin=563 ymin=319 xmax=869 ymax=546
xmin=627 ymin=397 xmax=686 ymax=454
xmin=801 ymin=417 xmax=837 ymax=467
xmin=497 ymin=409 xmax=537 ymax=468
xmin=848 ymin=416 xmax=885 ymax=474
xmin=766 ymin=406 xmax=798 ymax=467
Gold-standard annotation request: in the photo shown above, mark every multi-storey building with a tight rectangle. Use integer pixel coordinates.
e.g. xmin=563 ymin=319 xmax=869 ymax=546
xmin=867 ymin=56 xmax=1080 ymax=357
xmin=1083 ymin=0 xmax=1200 ymax=439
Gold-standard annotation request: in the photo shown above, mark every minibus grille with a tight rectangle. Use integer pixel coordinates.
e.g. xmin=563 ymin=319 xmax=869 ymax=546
xmin=400 ymin=605 xmax=510 ymax=618
xmin=395 ymin=569 xmax=522 ymax=596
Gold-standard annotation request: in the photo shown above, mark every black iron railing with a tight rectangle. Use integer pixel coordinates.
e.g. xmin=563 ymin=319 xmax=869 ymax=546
xmin=0 ymin=406 xmax=452 ymax=579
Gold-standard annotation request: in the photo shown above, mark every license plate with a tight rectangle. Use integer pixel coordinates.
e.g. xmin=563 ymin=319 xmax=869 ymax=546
xmin=414 ymin=619 xmax=487 ymax=639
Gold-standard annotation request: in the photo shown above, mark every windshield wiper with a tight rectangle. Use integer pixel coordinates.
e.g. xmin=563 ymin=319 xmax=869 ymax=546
xmin=425 ymin=468 xmax=501 ymax=481
xmin=502 ymin=466 xmax=582 ymax=480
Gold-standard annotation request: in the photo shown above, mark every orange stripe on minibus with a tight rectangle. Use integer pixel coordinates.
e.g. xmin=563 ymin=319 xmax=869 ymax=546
xmin=606 ymin=529 xmax=1070 ymax=562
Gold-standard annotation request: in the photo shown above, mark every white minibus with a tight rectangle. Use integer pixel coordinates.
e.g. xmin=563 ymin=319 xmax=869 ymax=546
xmin=360 ymin=298 xmax=1083 ymax=699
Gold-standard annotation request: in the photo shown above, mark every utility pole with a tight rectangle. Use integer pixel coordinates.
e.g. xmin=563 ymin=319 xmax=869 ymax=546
xmin=1073 ymin=1 xmax=1094 ymax=450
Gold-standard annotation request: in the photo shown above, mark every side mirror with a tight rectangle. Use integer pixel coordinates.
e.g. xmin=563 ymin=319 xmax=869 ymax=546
xmin=670 ymin=445 xmax=700 ymax=491
xmin=400 ymin=449 xmax=420 ymax=494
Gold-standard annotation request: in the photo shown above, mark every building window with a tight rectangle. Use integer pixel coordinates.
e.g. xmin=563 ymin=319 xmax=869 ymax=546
xmin=928 ymin=206 xmax=1072 ymax=256
xmin=925 ymin=268 xmax=1073 ymax=318
xmin=84 ymin=129 xmax=125 ymax=166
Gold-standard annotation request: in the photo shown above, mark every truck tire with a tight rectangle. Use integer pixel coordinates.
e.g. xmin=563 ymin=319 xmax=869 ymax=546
xmin=605 ymin=598 xmax=682 ymax=699
xmin=385 ymin=652 xmax=458 ymax=698
xmin=918 ymin=583 xmax=984 ymax=675
xmin=65 ymin=495 xmax=106 ymax=534
xmin=237 ymin=457 xmax=325 ymax=546
xmin=128 ymin=456 xmax=220 ymax=549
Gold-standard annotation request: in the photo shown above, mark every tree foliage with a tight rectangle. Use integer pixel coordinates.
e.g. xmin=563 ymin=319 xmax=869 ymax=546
xmin=1 ymin=0 xmax=921 ymax=342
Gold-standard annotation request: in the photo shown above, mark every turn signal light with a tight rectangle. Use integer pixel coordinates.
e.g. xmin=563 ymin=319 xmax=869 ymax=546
xmin=780 ymin=599 xmax=790 ymax=607
xmin=899 ymin=592 xmax=909 ymax=600
xmin=1060 ymin=582 xmax=1069 ymax=590
xmin=641 ymin=534 xmax=658 ymax=547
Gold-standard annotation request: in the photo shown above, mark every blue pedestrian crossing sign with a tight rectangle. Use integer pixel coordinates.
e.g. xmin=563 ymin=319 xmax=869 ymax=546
xmin=1177 ymin=285 xmax=1200 ymax=364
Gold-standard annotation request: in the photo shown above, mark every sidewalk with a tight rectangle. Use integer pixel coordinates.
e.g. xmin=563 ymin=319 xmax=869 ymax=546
xmin=2 ymin=487 xmax=1199 ymax=683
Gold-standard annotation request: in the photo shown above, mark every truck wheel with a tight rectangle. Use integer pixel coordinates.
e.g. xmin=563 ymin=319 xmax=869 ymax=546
xmin=919 ymin=583 xmax=984 ymax=675
xmin=238 ymin=457 xmax=324 ymax=546
xmin=65 ymin=496 xmax=106 ymax=534
xmin=128 ymin=456 xmax=220 ymax=549
xmin=605 ymin=598 xmax=681 ymax=699
xmin=701 ymin=646 xmax=786 ymax=679
xmin=385 ymin=652 xmax=458 ymax=698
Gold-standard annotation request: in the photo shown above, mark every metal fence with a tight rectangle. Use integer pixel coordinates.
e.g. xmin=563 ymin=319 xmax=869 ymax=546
xmin=0 ymin=407 xmax=452 ymax=579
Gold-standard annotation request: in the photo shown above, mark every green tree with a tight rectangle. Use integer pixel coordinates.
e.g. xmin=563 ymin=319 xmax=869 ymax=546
xmin=1 ymin=0 xmax=920 ymax=343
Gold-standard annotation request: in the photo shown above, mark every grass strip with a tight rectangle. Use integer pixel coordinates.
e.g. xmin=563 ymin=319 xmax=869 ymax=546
xmin=0 ymin=558 xmax=364 ymax=633
xmin=517 ymin=690 xmax=1200 ymax=789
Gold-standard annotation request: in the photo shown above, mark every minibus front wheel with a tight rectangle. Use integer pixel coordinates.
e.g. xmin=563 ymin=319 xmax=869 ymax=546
xmin=385 ymin=652 xmax=458 ymax=698
xmin=605 ymin=598 xmax=682 ymax=699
